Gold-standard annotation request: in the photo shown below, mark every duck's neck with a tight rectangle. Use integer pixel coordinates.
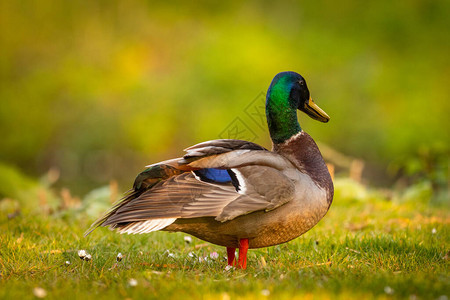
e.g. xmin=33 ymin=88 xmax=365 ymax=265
xmin=266 ymin=81 xmax=301 ymax=144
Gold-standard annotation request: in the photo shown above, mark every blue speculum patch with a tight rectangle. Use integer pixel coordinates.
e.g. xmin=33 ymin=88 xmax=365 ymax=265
xmin=195 ymin=168 xmax=232 ymax=183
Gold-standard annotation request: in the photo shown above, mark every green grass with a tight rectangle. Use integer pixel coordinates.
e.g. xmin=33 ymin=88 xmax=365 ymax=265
xmin=0 ymin=179 xmax=448 ymax=299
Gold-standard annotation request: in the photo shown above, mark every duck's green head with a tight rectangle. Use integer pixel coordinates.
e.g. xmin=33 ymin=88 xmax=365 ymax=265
xmin=266 ymin=71 xmax=330 ymax=144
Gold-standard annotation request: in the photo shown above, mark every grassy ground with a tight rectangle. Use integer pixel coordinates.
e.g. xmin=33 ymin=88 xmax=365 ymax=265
xmin=0 ymin=179 xmax=448 ymax=299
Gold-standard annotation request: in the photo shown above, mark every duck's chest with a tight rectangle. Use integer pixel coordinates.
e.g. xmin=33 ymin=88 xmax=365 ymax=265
xmin=246 ymin=174 xmax=330 ymax=248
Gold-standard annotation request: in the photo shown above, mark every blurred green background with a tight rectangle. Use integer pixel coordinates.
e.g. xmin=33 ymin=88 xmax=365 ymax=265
xmin=0 ymin=1 xmax=448 ymax=200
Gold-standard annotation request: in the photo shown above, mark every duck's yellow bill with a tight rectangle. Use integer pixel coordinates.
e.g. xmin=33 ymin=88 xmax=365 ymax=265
xmin=304 ymin=97 xmax=330 ymax=123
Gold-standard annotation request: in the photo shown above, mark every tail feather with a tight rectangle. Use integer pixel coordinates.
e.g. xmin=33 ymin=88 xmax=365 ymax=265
xmin=84 ymin=190 xmax=140 ymax=236
xmin=84 ymin=164 xmax=185 ymax=237
xmin=115 ymin=218 xmax=177 ymax=235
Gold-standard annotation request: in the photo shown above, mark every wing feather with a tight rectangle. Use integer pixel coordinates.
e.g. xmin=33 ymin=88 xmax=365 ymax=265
xmin=86 ymin=139 xmax=298 ymax=236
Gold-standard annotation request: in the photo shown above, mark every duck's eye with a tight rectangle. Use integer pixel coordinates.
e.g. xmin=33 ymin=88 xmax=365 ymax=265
xmin=299 ymin=81 xmax=304 ymax=86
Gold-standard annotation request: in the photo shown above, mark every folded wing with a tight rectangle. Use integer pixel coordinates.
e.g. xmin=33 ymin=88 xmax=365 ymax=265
xmin=85 ymin=139 xmax=296 ymax=235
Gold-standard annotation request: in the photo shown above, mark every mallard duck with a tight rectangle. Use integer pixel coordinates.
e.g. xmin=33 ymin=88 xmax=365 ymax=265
xmin=86 ymin=71 xmax=333 ymax=269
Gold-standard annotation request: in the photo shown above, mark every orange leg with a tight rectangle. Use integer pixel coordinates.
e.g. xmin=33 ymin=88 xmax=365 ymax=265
xmin=227 ymin=247 xmax=236 ymax=266
xmin=237 ymin=238 xmax=249 ymax=269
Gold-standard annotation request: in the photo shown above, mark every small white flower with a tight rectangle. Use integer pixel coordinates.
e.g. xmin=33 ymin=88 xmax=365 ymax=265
xmin=33 ymin=287 xmax=47 ymax=298
xmin=116 ymin=253 xmax=123 ymax=262
xmin=432 ymin=228 xmax=437 ymax=234
xmin=261 ymin=289 xmax=270 ymax=296
xmin=65 ymin=261 xmax=71 ymax=265
xmin=210 ymin=252 xmax=219 ymax=259
xmin=184 ymin=236 xmax=192 ymax=244
xmin=188 ymin=252 xmax=195 ymax=258
xmin=84 ymin=254 xmax=92 ymax=261
xmin=165 ymin=250 xmax=175 ymax=258
xmin=78 ymin=250 xmax=87 ymax=259
xmin=384 ymin=286 xmax=394 ymax=295
xmin=225 ymin=265 xmax=234 ymax=271
xmin=198 ymin=256 xmax=209 ymax=262
xmin=128 ymin=278 xmax=138 ymax=287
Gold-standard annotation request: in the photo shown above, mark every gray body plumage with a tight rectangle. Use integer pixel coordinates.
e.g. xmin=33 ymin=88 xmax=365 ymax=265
xmin=87 ymin=131 xmax=333 ymax=249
